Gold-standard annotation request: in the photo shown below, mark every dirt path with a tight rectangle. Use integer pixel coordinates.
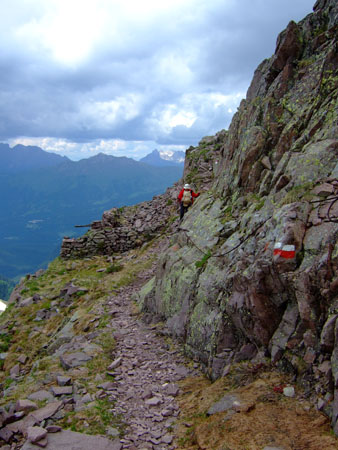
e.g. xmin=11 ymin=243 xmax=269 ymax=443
xmin=102 ymin=246 xmax=199 ymax=450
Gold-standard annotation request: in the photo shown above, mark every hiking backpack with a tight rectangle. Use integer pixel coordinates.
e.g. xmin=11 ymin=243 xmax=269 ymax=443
xmin=182 ymin=189 xmax=192 ymax=207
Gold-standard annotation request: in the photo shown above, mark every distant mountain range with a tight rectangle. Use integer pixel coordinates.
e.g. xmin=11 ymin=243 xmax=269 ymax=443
xmin=140 ymin=149 xmax=185 ymax=167
xmin=0 ymin=144 xmax=183 ymax=280
xmin=0 ymin=143 xmax=69 ymax=173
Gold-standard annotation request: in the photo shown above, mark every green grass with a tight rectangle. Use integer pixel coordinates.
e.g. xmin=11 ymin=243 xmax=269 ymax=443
xmin=279 ymin=182 xmax=315 ymax=205
xmin=97 ymin=314 xmax=111 ymax=330
xmin=60 ymin=397 xmax=124 ymax=436
xmin=4 ymin=377 xmax=14 ymax=389
xmin=247 ymin=193 xmax=265 ymax=211
xmin=195 ymin=250 xmax=212 ymax=268
xmin=106 ymin=263 xmax=124 ymax=274
xmin=0 ymin=333 xmax=12 ymax=352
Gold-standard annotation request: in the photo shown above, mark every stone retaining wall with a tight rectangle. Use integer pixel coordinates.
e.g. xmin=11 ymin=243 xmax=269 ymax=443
xmin=60 ymin=185 xmax=180 ymax=259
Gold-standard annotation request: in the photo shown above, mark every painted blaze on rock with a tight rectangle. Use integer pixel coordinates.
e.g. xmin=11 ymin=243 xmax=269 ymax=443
xmin=273 ymin=243 xmax=296 ymax=259
xmin=137 ymin=0 xmax=338 ymax=435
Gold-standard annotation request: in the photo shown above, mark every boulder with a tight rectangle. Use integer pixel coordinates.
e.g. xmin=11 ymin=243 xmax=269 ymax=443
xmin=26 ymin=426 xmax=47 ymax=444
xmin=60 ymin=352 xmax=92 ymax=370
xmin=7 ymin=415 xmax=37 ymax=435
xmin=17 ymin=354 xmax=28 ymax=365
xmin=0 ymin=427 xmax=14 ymax=443
xmin=207 ymin=394 xmax=239 ymax=415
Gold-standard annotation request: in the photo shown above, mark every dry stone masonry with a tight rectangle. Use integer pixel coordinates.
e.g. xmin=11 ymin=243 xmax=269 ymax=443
xmin=60 ymin=185 xmax=180 ymax=259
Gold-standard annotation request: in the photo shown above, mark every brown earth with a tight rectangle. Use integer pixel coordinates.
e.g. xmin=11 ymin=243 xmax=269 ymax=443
xmin=175 ymin=369 xmax=338 ymax=450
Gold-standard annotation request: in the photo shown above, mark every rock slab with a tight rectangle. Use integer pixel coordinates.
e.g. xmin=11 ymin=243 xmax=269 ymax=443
xmin=207 ymin=394 xmax=239 ymax=415
xmin=21 ymin=429 xmax=122 ymax=450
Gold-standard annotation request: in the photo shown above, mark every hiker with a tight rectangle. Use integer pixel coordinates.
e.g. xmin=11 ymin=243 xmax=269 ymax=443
xmin=177 ymin=183 xmax=200 ymax=220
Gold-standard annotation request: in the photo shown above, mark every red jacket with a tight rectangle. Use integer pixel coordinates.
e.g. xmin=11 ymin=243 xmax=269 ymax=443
xmin=178 ymin=188 xmax=200 ymax=204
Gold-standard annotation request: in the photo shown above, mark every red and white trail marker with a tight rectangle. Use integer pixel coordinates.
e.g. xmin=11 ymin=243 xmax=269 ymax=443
xmin=273 ymin=242 xmax=296 ymax=259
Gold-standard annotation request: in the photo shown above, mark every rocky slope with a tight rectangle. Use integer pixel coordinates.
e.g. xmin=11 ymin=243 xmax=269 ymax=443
xmin=137 ymin=0 xmax=338 ymax=435
xmin=0 ymin=239 xmax=201 ymax=449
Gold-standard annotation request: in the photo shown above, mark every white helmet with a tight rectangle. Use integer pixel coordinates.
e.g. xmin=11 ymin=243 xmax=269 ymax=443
xmin=184 ymin=183 xmax=191 ymax=189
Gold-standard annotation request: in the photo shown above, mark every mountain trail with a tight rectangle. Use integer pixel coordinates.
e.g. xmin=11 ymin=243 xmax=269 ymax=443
xmin=101 ymin=238 xmax=200 ymax=449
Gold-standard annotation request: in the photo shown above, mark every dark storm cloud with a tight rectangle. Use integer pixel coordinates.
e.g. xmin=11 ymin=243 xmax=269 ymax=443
xmin=0 ymin=0 xmax=315 ymax=158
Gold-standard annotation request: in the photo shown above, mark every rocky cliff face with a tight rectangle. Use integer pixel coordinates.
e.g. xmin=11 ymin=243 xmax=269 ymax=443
xmin=137 ymin=0 xmax=338 ymax=433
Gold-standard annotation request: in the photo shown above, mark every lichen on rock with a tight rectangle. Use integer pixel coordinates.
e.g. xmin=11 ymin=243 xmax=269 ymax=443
xmin=135 ymin=0 xmax=338 ymax=435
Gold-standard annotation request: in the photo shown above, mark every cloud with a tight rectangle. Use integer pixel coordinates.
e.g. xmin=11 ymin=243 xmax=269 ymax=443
xmin=0 ymin=0 xmax=315 ymax=159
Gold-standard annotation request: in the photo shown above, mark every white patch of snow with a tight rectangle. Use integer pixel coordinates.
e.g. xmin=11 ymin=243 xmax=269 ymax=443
xmin=159 ymin=149 xmax=185 ymax=162
xmin=0 ymin=300 xmax=7 ymax=312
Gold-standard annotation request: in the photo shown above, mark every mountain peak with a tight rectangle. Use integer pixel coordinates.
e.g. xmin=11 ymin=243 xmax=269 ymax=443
xmin=140 ymin=149 xmax=185 ymax=167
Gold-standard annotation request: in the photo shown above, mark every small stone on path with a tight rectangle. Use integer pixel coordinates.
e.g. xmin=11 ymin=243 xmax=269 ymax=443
xmin=145 ymin=397 xmax=162 ymax=406
xmin=162 ymin=434 xmax=174 ymax=444
xmin=108 ymin=357 xmax=122 ymax=370
xmin=10 ymin=363 xmax=20 ymax=378
xmin=166 ymin=383 xmax=180 ymax=397
xmin=283 ymin=386 xmax=295 ymax=398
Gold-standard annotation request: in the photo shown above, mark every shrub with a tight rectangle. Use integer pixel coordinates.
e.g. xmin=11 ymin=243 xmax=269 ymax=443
xmin=106 ymin=263 xmax=123 ymax=274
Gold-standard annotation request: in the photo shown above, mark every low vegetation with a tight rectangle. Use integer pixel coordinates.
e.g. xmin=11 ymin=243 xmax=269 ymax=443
xmin=0 ymin=240 xmax=158 ymax=436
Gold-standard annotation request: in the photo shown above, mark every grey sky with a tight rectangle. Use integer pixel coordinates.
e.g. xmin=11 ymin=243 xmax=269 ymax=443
xmin=0 ymin=0 xmax=315 ymax=160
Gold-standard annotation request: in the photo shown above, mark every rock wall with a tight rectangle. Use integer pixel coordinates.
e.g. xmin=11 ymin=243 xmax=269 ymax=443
xmin=60 ymin=185 xmax=181 ymax=259
xmin=137 ymin=0 xmax=338 ymax=434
